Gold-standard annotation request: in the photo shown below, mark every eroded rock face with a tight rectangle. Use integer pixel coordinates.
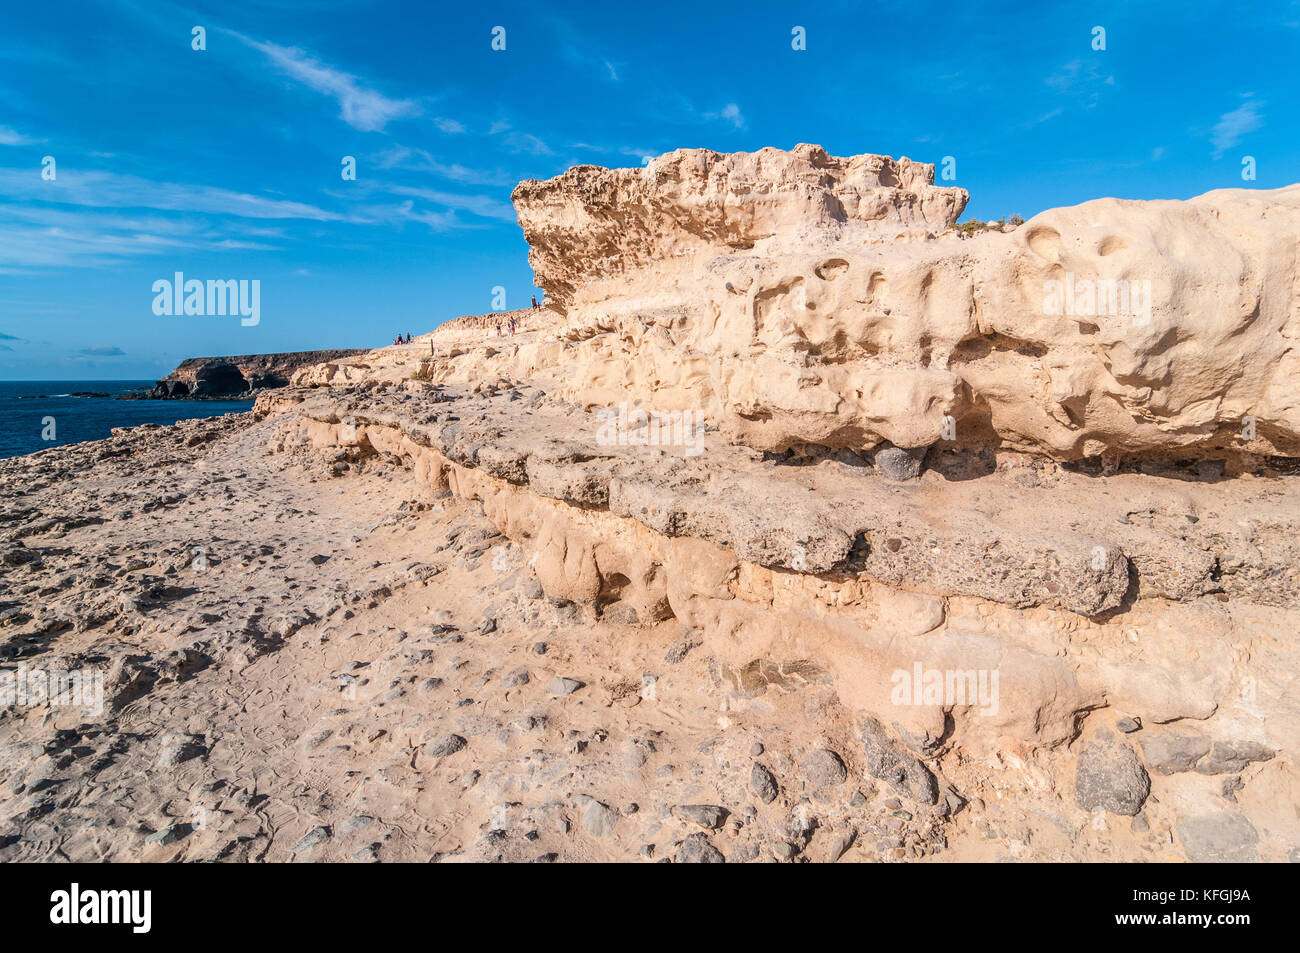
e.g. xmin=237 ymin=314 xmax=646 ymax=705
xmin=14 ymin=146 xmax=1295 ymax=864
xmin=512 ymin=144 xmax=968 ymax=312
xmin=509 ymin=146 xmax=1300 ymax=462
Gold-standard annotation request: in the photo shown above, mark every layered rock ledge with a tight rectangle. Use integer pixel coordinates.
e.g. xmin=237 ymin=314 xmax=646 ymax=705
xmin=508 ymin=147 xmax=1300 ymax=463
xmin=3 ymin=146 xmax=1297 ymax=863
xmin=251 ymin=147 xmax=1300 ymax=860
xmin=266 ymin=385 xmax=1297 ymax=615
xmin=298 ymin=147 xmax=1300 ymax=465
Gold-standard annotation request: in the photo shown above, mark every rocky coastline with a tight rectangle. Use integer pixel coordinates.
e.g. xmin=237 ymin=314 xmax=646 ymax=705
xmin=148 ymin=349 xmax=367 ymax=399
xmin=2 ymin=147 xmax=1296 ymax=863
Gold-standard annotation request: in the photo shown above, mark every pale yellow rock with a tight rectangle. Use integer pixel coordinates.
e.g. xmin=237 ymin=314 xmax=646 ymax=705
xmin=502 ymin=146 xmax=1300 ymax=461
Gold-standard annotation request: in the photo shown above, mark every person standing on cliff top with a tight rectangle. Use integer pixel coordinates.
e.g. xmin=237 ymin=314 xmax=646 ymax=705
xmin=531 ymin=295 xmax=538 ymax=310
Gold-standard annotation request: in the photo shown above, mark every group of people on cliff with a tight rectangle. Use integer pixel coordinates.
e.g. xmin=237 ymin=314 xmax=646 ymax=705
xmin=394 ymin=294 xmax=545 ymax=345
xmin=492 ymin=297 xmax=542 ymax=338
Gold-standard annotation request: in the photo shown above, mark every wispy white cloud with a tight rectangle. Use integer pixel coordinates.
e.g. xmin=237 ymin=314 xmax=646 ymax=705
xmin=213 ymin=239 xmax=278 ymax=250
xmin=382 ymin=184 xmax=515 ymax=221
xmin=569 ymin=143 xmax=659 ymax=164
xmin=397 ymin=204 xmax=462 ymax=230
xmin=1210 ymin=96 xmax=1264 ymax=157
xmin=371 ymin=145 xmax=513 ymax=186
xmin=0 ymin=155 xmax=520 ymax=267
xmin=433 ymin=117 xmax=466 ymax=134
xmin=233 ymin=32 xmax=420 ymax=132
xmin=0 ymin=167 xmax=334 ymax=267
xmin=655 ymin=95 xmax=748 ymax=133
xmin=706 ymin=103 xmax=745 ymax=129
xmin=0 ymin=167 xmax=345 ymax=220
xmin=339 ymin=199 xmax=485 ymax=233
xmin=488 ymin=124 xmax=552 ymax=155
xmin=485 ymin=118 xmax=552 ymax=154
xmin=546 ymin=17 xmax=623 ymax=83
xmin=1046 ymin=59 xmax=1114 ymax=109
xmin=0 ymin=220 xmax=202 ymax=268
xmin=0 ymin=125 xmax=38 ymax=146
xmin=507 ymin=132 xmax=551 ymax=155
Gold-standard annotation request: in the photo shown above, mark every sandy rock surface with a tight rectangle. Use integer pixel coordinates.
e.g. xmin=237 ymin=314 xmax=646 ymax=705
xmin=0 ymin=414 xmax=963 ymax=862
xmin=3 ymin=146 xmax=1298 ymax=863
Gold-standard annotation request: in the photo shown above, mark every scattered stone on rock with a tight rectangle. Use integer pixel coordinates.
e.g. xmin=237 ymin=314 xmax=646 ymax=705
xmin=675 ymin=832 xmax=725 ymax=863
xmin=548 ymin=676 xmax=584 ymax=695
xmin=1176 ymin=813 xmax=1260 ymax=863
xmin=1138 ymin=732 xmax=1211 ymax=775
xmin=145 ymin=823 xmax=191 ymax=846
xmin=860 ymin=717 xmax=938 ymax=805
xmin=674 ymin=804 xmax=730 ymax=830
xmin=1074 ymin=730 xmax=1150 ymax=817
xmin=423 ymin=734 xmax=467 ymax=758
xmin=872 ymin=444 xmax=927 ymax=481
xmin=802 ymin=748 xmax=848 ymax=788
xmin=577 ymin=796 xmax=619 ymax=837
xmin=826 ymin=828 xmax=856 ymax=862
xmin=664 ymin=639 xmax=701 ymax=664
xmin=750 ymin=763 xmax=779 ymax=804
xmin=1195 ymin=740 xmax=1275 ymax=775
xmin=291 ymin=826 xmax=332 ymax=854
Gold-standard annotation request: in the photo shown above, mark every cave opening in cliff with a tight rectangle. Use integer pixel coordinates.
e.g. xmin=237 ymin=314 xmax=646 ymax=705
xmin=195 ymin=364 xmax=248 ymax=396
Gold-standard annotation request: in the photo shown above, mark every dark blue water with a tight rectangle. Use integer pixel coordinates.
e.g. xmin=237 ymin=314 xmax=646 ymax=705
xmin=0 ymin=381 xmax=253 ymax=459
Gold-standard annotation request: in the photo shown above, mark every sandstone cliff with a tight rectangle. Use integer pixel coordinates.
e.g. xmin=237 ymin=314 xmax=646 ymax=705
xmin=511 ymin=144 xmax=969 ymax=312
xmin=298 ymin=146 xmax=1300 ymax=465
xmin=5 ymin=147 xmax=1296 ymax=865
xmin=250 ymin=146 xmax=1299 ymax=862
xmin=504 ymin=147 xmax=1300 ymax=463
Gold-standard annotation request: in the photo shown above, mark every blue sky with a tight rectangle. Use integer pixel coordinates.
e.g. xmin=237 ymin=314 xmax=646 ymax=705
xmin=0 ymin=0 xmax=1296 ymax=380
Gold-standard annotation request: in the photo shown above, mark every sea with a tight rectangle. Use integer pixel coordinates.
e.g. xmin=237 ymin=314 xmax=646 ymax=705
xmin=0 ymin=380 xmax=254 ymax=460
